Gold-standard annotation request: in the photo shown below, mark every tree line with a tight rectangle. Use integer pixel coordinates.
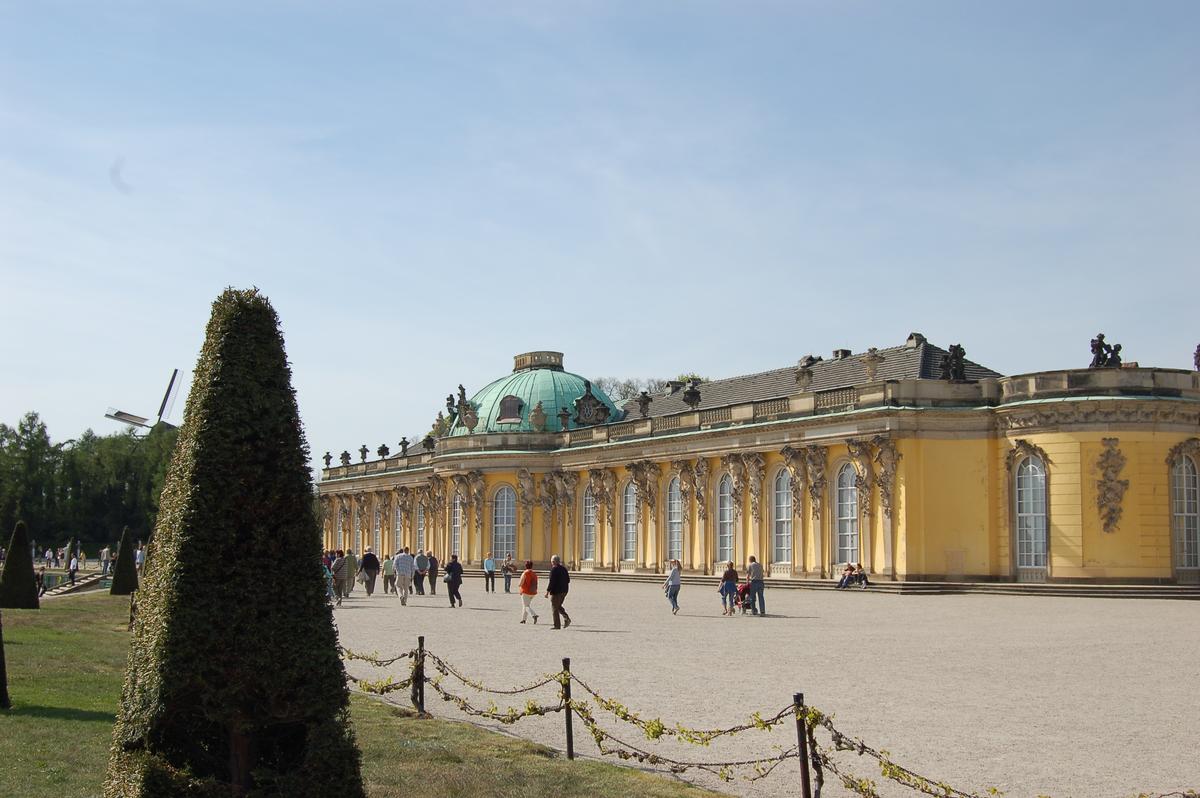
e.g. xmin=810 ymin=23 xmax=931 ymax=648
xmin=0 ymin=412 xmax=177 ymax=554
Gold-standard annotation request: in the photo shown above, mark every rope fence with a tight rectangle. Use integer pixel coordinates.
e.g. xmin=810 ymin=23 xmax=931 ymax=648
xmin=340 ymin=639 xmax=1197 ymax=798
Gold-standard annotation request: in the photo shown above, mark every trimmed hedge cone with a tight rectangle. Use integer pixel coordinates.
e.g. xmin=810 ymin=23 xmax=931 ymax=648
xmin=104 ymin=289 xmax=364 ymax=798
xmin=109 ymin=527 xmax=138 ymax=596
xmin=0 ymin=521 xmax=39 ymax=610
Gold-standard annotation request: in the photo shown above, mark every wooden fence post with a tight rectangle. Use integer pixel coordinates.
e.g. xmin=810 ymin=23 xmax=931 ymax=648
xmin=795 ymin=692 xmax=812 ymax=798
xmin=416 ymin=635 xmax=426 ymax=715
xmin=562 ymin=657 xmax=574 ymax=760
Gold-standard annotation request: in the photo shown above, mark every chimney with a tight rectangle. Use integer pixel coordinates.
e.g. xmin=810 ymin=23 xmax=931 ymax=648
xmin=906 ymin=332 xmax=926 ymax=349
xmin=667 ymin=380 xmax=684 ymax=394
xmin=832 ymin=349 xmax=852 ymax=360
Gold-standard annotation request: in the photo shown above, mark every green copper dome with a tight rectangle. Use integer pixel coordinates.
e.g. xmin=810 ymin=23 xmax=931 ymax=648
xmin=449 ymin=352 xmax=623 ymax=436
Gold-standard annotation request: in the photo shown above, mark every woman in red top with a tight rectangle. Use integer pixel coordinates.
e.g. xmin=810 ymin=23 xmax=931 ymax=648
xmin=518 ymin=560 xmax=539 ymax=624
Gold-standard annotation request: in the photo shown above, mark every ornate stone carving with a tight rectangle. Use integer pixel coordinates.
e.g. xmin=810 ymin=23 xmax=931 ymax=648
xmin=359 ymin=445 xmax=369 ymax=462
xmin=529 ymin=401 xmax=547 ymax=432
xmin=399 ymin=438 xmax=409 ymax=456
xmin=780 ymin=445 xmax=807 ymax=518
xmin=427 ymin=475 xmax=446 ymax=514
xmin=997 ymin=404 xmax=1200 ymax=431
xmin=1194 ymin=344 xmax=1200 ymax=372
xmin=939 ymin=344 xmax=967 ymax=382
xmin=1166 ymin=438 xmax=1200 ymax=466
xmin=517 ymin=469 xmax=536 ymax=513
xmin=871 ymin=436 xmax=902 ymax=519
xmin=558 ymin=407 xmax=571 ymax=430
xmin=743 ymin=453 xmax=766 ymax=523
xmin=323 ymin=451 xmax=332 ymax=468
xmin=694 ymin=458 xmax=710 ymax=521
xmin=627 ymin=460 xmax=661 ymax=510
xmin=721 ymin=454 xmax=746 ymax=521
xmin=1096 ymin=438 xmax=1129 ymax=533
xmin=377 ymin=443 xmax=390 ymax=459
xmin=340 ymin=450 xmax=351 ymax=466
xmin=1089 ymin=333 xmax=1123 ymax=368
xmin=422 ymin=435 xmax=436 ymax=453
xmin=861 ymin=347 xmax=885 ymax=382
xmin=795 ymin=355 xmax=821 ymax=391
xmin=461 ymin=405 xmax=479 ymax=433
xmin=682 ymin=379 xmax=702 ymax=409
xmin=636 ymin=391 xmax=652 ymax=418
xmin=671 ymin=460 xmax=696 ymax=527
xmin=846 ymin=439 xmax=875 ymax=518
xmin=804 ymin=445 xmax=828 ymax=522
xmin=539 ymin=472 xmax=558 ymax=546
xmin=573 ymin=381 xmax=611 ymax=426
xmin=1005 ymin=439 xmax=1053 ymax=473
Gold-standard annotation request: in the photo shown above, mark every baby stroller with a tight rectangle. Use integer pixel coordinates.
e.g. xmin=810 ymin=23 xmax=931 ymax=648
xmin=735 ymin=582 xmax=757 ymax=615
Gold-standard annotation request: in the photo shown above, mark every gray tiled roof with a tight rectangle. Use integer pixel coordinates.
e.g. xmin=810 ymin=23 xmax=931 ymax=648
xmin=618 ymin=341 xmax=1003 ymax=419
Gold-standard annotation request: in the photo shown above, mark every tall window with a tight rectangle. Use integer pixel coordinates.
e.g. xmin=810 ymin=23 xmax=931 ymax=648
xmin=451 ymin=494 xmax=463 ymax=557
xmin=493 ymin=486 xmax=516 ymax=559
xmin=415 ymin=505 xmax=426 ymax=552
xmin=835 ymin=464 xmax=858 ymax=564
xmin=373 ymin=510 xmax=382 ymax=553
xmin=667 ymin=478 xmax=683 ymax=561
xmin=622 ymin=482 xmax=638 ymax=561
xmin=774 ymin=470 xmax=793 ymax=563
xmin=353 ymin=507 xmax=362 ymax=553
xmin=1171 ymin=455 xmax=1199 ymax=569
xmin=338 ymin=507 xmax=346 ymax=539
xmin=582 ymin=488 xmax=596 ymax=560
xmin=717 ymin=475 xmax=734 ymax=562
xmin=394 ymin=506 xmax=402 ymax=550
xmin=1015 ymin=456 xmax=1048 ymax=569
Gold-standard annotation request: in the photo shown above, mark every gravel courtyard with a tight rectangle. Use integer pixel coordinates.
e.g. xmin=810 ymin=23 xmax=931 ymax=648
xmin=334 ymin=578 xmax=1199 ymax=797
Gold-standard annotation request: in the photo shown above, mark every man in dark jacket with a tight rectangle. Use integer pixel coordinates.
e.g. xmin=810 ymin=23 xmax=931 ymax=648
xmin=545 ymin=554 xmax=572 ymax=629
xmin=427 ymin=552 xmax=439 ymax=595
xmin=358 ymin=548 xmax=381 ymax=596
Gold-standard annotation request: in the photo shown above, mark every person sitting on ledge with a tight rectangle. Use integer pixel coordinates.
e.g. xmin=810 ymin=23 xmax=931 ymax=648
xmin=835 ymin=563 xmax=855 ymax=589
xmin=853 ymin=563 xmax=871 ymax=589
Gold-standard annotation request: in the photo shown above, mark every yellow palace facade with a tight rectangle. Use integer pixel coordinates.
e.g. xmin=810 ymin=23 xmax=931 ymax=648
xmin=317 ymin=336 xmax=1200 ymax=584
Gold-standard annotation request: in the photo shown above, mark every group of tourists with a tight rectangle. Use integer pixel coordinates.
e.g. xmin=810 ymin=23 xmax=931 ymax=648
xmin=662 ymin=554 xmax=770 ymax=617
xmin=323 ymin=549 xmax=576 ymax=630
xmin=835 ymin=563 xmax=871 ymax=589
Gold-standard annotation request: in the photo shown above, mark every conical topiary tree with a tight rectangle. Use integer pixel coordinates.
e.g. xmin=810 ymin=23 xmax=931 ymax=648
xmin=109 ymin=528 xmax=138 ymax=596
xmin=104 ymin=289 xmax=364 ymax=798
xmin=0 ymin=521 xmax=39 ymax=609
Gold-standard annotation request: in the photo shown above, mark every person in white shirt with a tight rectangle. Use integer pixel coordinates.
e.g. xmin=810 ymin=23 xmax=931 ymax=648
xmin=393 ymin=547 xmax=415 ymax=606
xmin=662 ymin=558 xmax=682 ymax=615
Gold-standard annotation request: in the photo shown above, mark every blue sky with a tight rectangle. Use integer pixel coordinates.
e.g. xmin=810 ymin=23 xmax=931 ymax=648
xmin=2 ymin=1 xmax=1197 ymax=471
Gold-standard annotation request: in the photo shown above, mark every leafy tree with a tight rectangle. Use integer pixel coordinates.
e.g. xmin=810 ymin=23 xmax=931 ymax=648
xmin=104 ymin=288 xmax=363 ymax=797
xmin=110 ymin=527 xmax=138 ymax=596
xmin=0 ymin=521 xmax=38 ymax=609
xmin=593 ymin=374 xmax=710 ymax=401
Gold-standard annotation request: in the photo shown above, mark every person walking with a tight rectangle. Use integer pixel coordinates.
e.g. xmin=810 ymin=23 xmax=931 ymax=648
xmin=427 ymin=551 xmax=439 ymax=595
xmin=134 ymin=543 xmax=146 ymax=575
xmin=445 ymin=554 xmax=464 ymax=607
xmin=483 ymin=553 xmax=496 ymax=593
xmin=663 ymin=558 xmax=682 ymax=615
xmin=546 ymin=554 xmax=571 ymax=629
xmin=68 ymin=552 xmax=79 ymax=586
xmin=719 ymin=561 xmax=738 ymax=616
xmin=394 ymin=547 xmax=415 ymax=605
xmin=36 ymin=566 xmax=47 ymax=597
xmin=358 ymin=548 xmax=380 ymax=596
xmin=99 ymin=546 xmax=110 ymax=577
xmin=330 ymin=550 xmax=348 ymax=606
xmin=518 ymin=560 xmax=539 ymax=624
xmin=381 ymin=553 xmax=396 ymax=595
xmin=501 ymin=554 xmax=516 ymax=593
xmin=414 ymin=550 xmax=429 ymax=595
xmin=345 ymin=550 xmax=358 ymax=595
xmin=746 ymin=555 xmax=765 ymax=616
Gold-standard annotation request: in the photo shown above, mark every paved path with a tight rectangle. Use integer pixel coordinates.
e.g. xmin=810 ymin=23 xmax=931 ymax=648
xmin=334 ymin=578 xmax=1199 ymax=797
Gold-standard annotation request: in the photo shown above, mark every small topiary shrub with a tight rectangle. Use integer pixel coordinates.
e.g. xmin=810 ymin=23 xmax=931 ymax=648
xmin=103 ymin=288 xmax=364 ymax=798
xmin=110 ymin=527 xmax=138 ymax=596
xmin=0 ymin=521 xmax=39 ymax=610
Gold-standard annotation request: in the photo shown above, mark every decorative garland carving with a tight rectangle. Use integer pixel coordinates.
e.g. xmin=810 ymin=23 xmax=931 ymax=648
xmin=871 ymin=436 xmax=902 ymax=520
xmin=671 ymin=460 xmax=695 ymax=530
xmin=467 ymin=471 xmax=486 ymax=547
xmin=539 ymin=472 xmax=558 ymax=547
xmin=780 ymin=446 xmax=807 ymax=519
xmin=998 ymin=404 xmax=1200 ymax=431
xmin=1096 ymin=438 xmax=1129 ymax=534
xmin=845 ymin=439 xmax=875 ymax=519
xmin=1004 ymin=439 xmax=1052 ymax=473
xmin=354 ymin=492 xmax=370 ymax=545
xmin=694 ymin=458 xmax=710 ymax=521
xmin=627 ymin=460 xmax=661 ymax=511
xmin=742 ymin=453 xmax=766 ymax=523
xmin=1165 ymin=438 xmax=1200 ymax=466
xmin=721 ymin=455 xmax=746 ymax=522
xmin=804 ymin=445 xmax=827 ymax=522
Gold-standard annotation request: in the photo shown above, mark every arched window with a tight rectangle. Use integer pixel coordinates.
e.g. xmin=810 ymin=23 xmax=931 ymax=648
xmin=1015 ymin=456 xmax=1048 ymax=569
xmin=451 ymin=493 xmax=464 ymax=557
xmin=373 ymin=509 xmax=382 ymax=554
xmin=1171 ymin=455 xmax=1199 ymax=570
xmin=353 ymin=506 xmax=362 ymax=553
xmin=717 ymin=474 xmax=734 ymax=563
xmin=415 ymin=505 xmax=426 ymax=552
xmin=582 ymin=488 xmax=597 ymax=561
xmin=667 ymin=477 xmax=683 ymax=561
xmin=493 ymin=486 xmax=516 ymax=559
xmin=497 ymin=395 xmax=524 ymax=424
xmin=835 ymin=464 xmax=858 ymax=564
xmin=622 ymin=482 xmax=638 ymax=561
xmin=394 ymin=505 xmax=402 ymax=550
xmin=774 ymin=470 xmax=792 ymax=563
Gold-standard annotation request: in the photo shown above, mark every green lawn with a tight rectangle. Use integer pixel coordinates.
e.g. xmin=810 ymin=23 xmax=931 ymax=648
xmin=1 ymin=593 xmax=720 ymax=798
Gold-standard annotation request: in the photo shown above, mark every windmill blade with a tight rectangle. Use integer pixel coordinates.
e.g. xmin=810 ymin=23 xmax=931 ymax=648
xmin=157 ymin=369 xmax=180 ymax=424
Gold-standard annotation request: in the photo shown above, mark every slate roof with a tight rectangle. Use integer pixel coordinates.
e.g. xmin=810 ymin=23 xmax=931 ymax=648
xmin=617 ymin=340 xmax=1003 ymax=420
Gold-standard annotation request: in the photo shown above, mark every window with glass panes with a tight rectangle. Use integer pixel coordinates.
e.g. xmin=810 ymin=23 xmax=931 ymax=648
xmin=394 ymin=506 xmax=402 ymax=550
xmin=622 ymin=483 xmax=638 ymax=561
xmin=373 ymin=510 xmax=382 ymax=553
xmin=492 ymin=486 xmax=516 ymax=559
xmin=773 ymin=470 xmax=792 ymax=563
xmin=1015 ymin=457 xmax=1048 ymax=568
xmin=415 ymin=505 xmax=425 ymax=552
xmin=451 ymin=494 xmax=463 ymax=557
xmin=1171 ymin=455 xmax=1199 ymax=569
xmin=582 ymin=488 xmax=596 ymax=560
xmin=717 ymin=475 xmax=734 ymax=562
xmin=353 ymin=507 xmax=362 ymax=553
xmin=835 ymin=464 xmax=858 ymax=564
xmin=667 ymin=478 xmax=683 ymax=561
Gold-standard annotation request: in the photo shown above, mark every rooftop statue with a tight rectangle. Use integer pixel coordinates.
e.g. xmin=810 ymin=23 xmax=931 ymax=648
xmin=1089 ymin=333 xmax=1124 ymax=368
